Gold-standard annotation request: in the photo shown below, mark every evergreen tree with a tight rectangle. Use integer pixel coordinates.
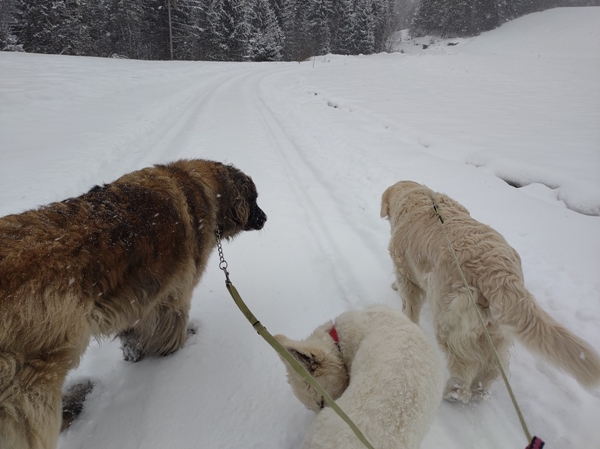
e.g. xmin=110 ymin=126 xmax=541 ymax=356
xmin=269 ymin=0 xmax=284 ymax=27
xmin=353 ymin=0 xmax=375 ymax=53
xmin=170 ymin=0 xmax=206 ymax=60
xmin=307 ymin=0 xmax=333 ymax=55
xmin=141 ymin=0 xmax=171 ymax=59
xmin=0 ymin=0 xmax=20 ymax=50
xmin=15 ymin=0 xmax=64 ymax=54
xmin=411 ymin=0 xmax=534 ymax=37
xmin=440 ymin=0 xmax=472 ymax=36
xmin=207 ymin=0 xmax=250 ymax=61
xmin=8 ymin=0 xmax=407 ymax=61
xmin=104 ymin=0 xmax=147 ymax=58
xmin=64 ymin=0 xmax=99 ymax=56
xmin=193 ymin=0 xmax=227 ymax=60
xmin=282 ymin=0 xmax=312 ymax=60
xmin=410 ymin=0 xmax=439 ymax=37
xmin=331 ymin=0 xmax=355 ymax=54
xmin=372 ymin=0 xmax=397 ymax=52
xmin=247 ymin=0 xmax=284 ymax=61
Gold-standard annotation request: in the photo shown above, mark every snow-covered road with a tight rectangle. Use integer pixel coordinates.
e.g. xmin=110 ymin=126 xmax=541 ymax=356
xmin=1 ymin=7 xmax=599 ymax=449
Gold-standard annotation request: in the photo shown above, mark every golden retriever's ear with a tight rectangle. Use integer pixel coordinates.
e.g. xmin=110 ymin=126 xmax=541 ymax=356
xmin=380 ymin=187 xmax=391 ymax=218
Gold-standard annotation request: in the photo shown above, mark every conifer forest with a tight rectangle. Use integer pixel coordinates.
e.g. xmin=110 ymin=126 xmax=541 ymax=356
xmin=0 ymin=0 xmax=596 ymax=61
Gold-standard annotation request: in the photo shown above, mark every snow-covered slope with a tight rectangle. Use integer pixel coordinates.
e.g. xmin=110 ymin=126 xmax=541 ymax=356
xmin=0 ymin=7 xmax=599 ymax=449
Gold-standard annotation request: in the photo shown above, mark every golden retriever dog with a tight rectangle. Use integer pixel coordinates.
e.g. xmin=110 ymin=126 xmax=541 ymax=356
xmin=380 ymin=180 xmax=600 ymax=403
xmin=275 ymin=305 xmax=442 ymax=449
xmin=0 ymin=159 xmax=267 ymax=449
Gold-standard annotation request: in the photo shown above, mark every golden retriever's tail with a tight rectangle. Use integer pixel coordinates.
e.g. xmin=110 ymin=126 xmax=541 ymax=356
xmin=500 ymin=292 xmax=600 ymax=389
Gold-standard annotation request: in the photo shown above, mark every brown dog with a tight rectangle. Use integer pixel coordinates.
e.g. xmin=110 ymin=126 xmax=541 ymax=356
xmin=0 ymin=159 xmax=266 ymax=449
xmin=381 ymin=180 xmax=600 ymax=403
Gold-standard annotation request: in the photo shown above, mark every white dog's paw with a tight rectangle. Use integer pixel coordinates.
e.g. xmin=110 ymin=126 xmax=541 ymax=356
xmin=443 ymin=378 xmax=472 ymax=403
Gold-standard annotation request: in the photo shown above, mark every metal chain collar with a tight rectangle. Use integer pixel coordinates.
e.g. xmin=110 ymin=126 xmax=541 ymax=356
xmin=215 ymin=228 xmax=230 ymax=283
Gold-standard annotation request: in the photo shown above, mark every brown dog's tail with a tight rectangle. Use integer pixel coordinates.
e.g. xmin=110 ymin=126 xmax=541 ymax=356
xmin=497 ymin=291 xmax=600 ymax=389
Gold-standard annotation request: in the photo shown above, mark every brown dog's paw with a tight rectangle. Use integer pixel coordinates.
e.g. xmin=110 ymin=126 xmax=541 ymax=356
xmin=119 ymin=329 xmax=147 ymax=362
xmin=187 ymin=324 xmax=198 ymax=336
xmin=122 ymin=343 xmax=146 ymax=362
xmin=61 ymin=380 xmax=95 ymax=432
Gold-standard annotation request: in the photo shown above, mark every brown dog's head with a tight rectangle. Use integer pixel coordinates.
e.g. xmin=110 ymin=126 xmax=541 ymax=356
xmin=170 ymin=159 xmax=267 ymax=239
xmin=275 ymin=322 xmax=349 ymax=413
xmin=218 ymin=163 xmax=267 ymax=235
xmin=380 ymin=180 xmax=424 ymax=220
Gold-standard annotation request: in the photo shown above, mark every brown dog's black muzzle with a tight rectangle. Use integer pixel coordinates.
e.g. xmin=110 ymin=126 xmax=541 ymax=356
xmin=246 ymin=205 xmax=267 ymax=231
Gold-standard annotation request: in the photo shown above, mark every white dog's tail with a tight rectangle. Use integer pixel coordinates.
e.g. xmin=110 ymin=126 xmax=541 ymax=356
xmin=498 ymin=291 xmax=600 ymax=389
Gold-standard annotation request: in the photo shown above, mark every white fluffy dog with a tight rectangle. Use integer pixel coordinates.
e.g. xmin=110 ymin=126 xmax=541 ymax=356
xmin=380 ymin=180 xmax=600 ymax=403
xmin=275 ymin=305 xmax=442 ymax=449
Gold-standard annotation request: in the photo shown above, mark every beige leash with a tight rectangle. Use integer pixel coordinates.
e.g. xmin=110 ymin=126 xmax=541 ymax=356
xmin=215 ymin=229 xmax=376 ymax=449
xmin=432 ymin=200 xmax=544 ymax=449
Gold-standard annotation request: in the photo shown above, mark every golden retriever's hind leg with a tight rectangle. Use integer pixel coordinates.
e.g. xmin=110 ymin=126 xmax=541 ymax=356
xmin=443 ymin=377 xmax=472 ymax=403
xmin=435 ymin=291 xmax=487 ymax=403
xmin=119 ymin=291 xmax=192 ymax=362
xmin=443 ymin=350 xmax=480 ymax=403
xmin=393 ymin=273 xmax=425 ymax=324
xmin=470 ymin=373 xmax=495 ymax=401
xmin=470 ymin=333 xmax=511 ymax=400
xmin=437 ymin=329 xmax=480 ymax=403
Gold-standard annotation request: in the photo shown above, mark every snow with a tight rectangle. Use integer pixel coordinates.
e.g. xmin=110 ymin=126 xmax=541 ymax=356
xmin=1 ymin=6 xmax=599 ymax=449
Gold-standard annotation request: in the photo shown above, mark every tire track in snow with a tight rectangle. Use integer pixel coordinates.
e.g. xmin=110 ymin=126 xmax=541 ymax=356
xmin=130 ymin=65 xmax=266 ymax=167
xmin=60 ymin=66 xmax=261 ymax=189
xmin=248 ymin=70 xmax=393 ymax=306
xmin=112 ymin=61 xmax=394 ymax=308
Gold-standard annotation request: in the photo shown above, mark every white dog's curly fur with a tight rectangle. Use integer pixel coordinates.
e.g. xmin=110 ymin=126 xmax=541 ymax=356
xmin=381 ymin=180 xmax=600 ymax=402
xmin=276 ymin=305 xmax=442 ymax=449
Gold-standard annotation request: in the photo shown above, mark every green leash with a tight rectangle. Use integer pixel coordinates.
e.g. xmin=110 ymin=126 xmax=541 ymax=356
xmin=215 ymin=230 xmax=376 ymax=449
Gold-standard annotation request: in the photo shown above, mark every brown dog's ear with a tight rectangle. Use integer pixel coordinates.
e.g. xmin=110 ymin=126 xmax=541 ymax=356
xmin=380 ymin=187 xmax=391 ymax=218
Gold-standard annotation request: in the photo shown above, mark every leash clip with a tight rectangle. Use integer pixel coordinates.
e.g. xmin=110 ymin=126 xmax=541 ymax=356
xmin=526 ymin=436 xmax=545 ymax=449
xmin=431 ymin=199 xmax=444 ymax=224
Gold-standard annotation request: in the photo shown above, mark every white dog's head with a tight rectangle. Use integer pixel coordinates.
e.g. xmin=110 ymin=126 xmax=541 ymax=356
xmin=275 ymin=322 xmax=349 ymax=413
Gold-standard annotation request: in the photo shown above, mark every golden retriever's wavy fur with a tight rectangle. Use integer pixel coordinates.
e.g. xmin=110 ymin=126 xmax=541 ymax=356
xmin=0 ymin=159 xmax=266 ymax=449
xmin=381 ymin=181 xmax=600 ymax=402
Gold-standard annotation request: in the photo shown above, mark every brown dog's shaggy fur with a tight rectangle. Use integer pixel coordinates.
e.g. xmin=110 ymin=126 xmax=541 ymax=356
xmin=0 ymin=159 xmax=266 ymax=449
xmin=381 ymin=180 xmax=600 ymax=403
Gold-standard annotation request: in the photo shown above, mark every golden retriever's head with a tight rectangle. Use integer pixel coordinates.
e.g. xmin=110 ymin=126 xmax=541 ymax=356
xmin=380 ymin=181 xmax=424 ymax=220
xmin=275 ymin=322 xmax=349 ymax=413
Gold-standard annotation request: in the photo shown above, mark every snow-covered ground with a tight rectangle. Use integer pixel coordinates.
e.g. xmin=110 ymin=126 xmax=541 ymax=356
xmin=1 ymin=7 xmax=599 ymax=449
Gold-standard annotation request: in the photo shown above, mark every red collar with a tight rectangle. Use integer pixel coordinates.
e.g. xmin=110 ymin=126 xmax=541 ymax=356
xmin=329 ymin=326 xmax=340 ymax=345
